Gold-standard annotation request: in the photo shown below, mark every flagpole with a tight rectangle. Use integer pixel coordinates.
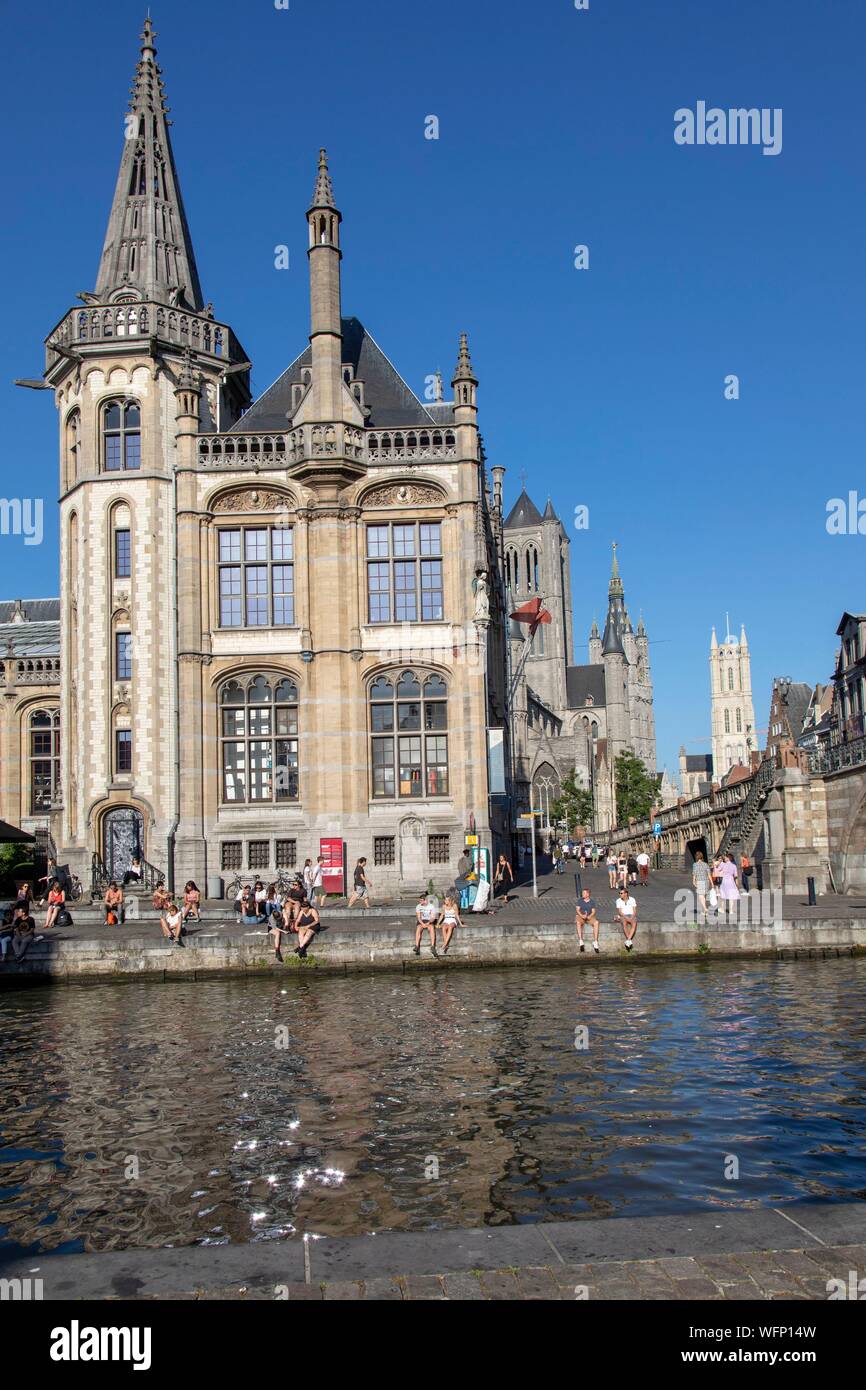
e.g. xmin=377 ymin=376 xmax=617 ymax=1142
xmin=529 ymin=779 xmax=538 ymax=899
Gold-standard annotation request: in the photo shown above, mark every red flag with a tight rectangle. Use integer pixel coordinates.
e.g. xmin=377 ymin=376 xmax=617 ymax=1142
xmin=510 ymin=596 xmax=552 ymax=636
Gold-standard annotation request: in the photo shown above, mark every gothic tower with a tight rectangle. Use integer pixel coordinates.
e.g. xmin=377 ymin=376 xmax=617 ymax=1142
xmin=710 ymin=621 xmax=757 ymax=780
xmin=503 ymin=490 xmax=572 ymax=715
xmin=43 ymin=19 xmax=250 ymax=882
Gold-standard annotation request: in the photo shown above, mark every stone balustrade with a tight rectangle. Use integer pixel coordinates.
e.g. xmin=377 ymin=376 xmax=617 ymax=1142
xmin=45 ymin=302 xmax=245 ymax=369
xmin=0 ymin=656 xmax=61 ymax=685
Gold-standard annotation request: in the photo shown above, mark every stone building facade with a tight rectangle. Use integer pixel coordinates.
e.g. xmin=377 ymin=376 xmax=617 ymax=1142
xmin=32 ymin=20 xmax=509 ymax=894
xmin=504 ymin=493 xmax=657 ymax=834
xmin=0 ymin=600 xmax=61 ymax=838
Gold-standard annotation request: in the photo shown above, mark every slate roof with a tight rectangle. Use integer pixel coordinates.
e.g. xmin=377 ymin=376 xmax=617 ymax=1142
xmin=233 ymin=317 xmax=442 ymax=432
xmin=0 ymin=599 xmax=60 ymax=624
xmin=775 ymin=680 xmax=813 ymax=738
xmin=566 ymin=664 xmax=607 ymax=710
xmin=504 ymin=489 xmax=544 ymax=530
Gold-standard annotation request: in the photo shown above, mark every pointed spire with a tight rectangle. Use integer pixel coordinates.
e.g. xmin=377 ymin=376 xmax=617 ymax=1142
xmin=95 ymin=17 xmax=204 ymax=309
xmin=602 ymin=545 xmax=626 ymax=657
xmin=590 ymin=617 xmax=600 ymax=638
xmin=542 ymin=497 xmax=558 ymax=521
xmin=609 ymin=542 xmax=624 ymax=598
xmin=637 ymin=610 xmax=646 ymax=638
xmin=711 ymin=626 xmax=718 ymax=649
xmin=310 ymin=148 xmax=336 ymax=211
xmin=740 ymin=623 xmax=748 ymax=647
xmin=453 ymin=331 xmax=476 ymax=382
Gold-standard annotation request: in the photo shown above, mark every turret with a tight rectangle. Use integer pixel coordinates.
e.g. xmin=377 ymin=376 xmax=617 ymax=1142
xmin=306 ymin=149 xmax=344 ymax=422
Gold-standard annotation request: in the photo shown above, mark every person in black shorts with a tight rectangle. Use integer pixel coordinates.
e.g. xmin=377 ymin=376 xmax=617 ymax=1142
xmin=347 ymin=857 xmax=371 ymax=909
xmin=575 ymin=888 xmax=601 ymax=953
xmin=294 ymin=902 xmax=322 ymax=958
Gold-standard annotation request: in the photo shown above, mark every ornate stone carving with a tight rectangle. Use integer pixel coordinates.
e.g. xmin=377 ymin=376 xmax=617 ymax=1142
xmin=211 ymin=488 xmax=295 ymax=514
xmin=362 ymin=481 xmax=446 ymax=509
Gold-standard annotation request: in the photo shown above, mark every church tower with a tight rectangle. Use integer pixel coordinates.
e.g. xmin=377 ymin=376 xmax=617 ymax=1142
xmin=710 ymin=621 xmax=757 ymax=780
xmin=43 ymin=19 xmax=250 ymax=883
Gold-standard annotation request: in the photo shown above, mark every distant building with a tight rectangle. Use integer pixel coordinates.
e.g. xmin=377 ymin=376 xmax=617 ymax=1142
xmin=0 ymin=600 xmax=61 ymax=834
xmin=766 ymin=678 xmax=813 ymax=760
xmin=503 ymin=497 xmax=657 ymax=833
xmin=797 ymin=683 xmax=833 ymax=755
xmin=831 ymin=613 xmax=866 ymax=744
xmin=710 ymin=621 xmax=757 ymax=780
xmin=679 ymin=748 xmax=713 ymax=799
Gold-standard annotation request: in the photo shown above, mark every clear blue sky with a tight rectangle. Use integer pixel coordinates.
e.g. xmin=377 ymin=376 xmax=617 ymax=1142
xmin=3 ymin=0 xmax=864 ymax=777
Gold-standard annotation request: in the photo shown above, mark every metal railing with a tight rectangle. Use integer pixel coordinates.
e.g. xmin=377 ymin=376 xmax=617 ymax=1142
xmin=717 ymin=757 xmax=776 ymax=857
xmin=809 ymin=734 xmax=866 ymax=776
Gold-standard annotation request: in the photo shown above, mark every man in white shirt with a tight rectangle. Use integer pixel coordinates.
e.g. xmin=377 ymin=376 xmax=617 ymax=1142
xmin=413 ymin=893 xmax=439 ymax=958
xmin=614 ymin=888 xmax=638 ymax=951
xmin=636 ymin=850 xmax=650 ymax=886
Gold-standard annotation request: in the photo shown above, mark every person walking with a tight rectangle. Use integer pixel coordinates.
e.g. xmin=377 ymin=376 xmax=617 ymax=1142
xmin=606 ymin=850 xmax=617 ymax=889
xmin=552 ymin=841 xmax=564 ymax=875
xmin=636 ymin=850 xmax=650 ymax=887
xmin=311 ymin=856 xmax=326 ymax=907
xmin=493 ymin=853 xmax=513 ymax=900
xmin=575 ymin=888 xmax=601 ymax=953
xmin=437 ymin=894 xmax=463 ymax=955
xmin=616 ymin=852 xmax=628 ymax=890
xmin=627 ymin=852 xmax=638 ymax=887
xmin=614 ymin=886 xmax=639 ymax=950
xmin=739 ymin=852 xmax=753 ymax=895
xmin=302 ymin=858 xmax=316 ymax=901
xmin=718 ymin=854 xmax=741 ymax=918
xmin=692 ymin=852 xmax=713 ymax=917
xmin=413 ymin=892 xmax=439 ymax=957
xmin=347 ymin=858 xmax=372 ymax=909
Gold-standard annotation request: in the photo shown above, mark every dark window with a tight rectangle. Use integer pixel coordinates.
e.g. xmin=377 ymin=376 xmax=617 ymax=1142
xmin=366 ymin=523 xmax=443 ymax=624
xmin=221 ymin=842 xmax=242 ymax=871
xmin=248 ymin=840 xmax=270 ymax=870
xmin=275 ymin=839 xmax=297 ymax=869
xmin=374 ymin=836 xmax=395 ymax=866
xmin=428 ymin=835 xmax=450 ymax=864
xmin=220 ymin=675 xmax=299 ymax=804
xmin=115 ymin=529 xmax=131 ymax=578
xmin=103 ymin=399 xmax=141 ymax=471
xmin=115 ymin=729 xmax=132 ymax=774
xmin=116 ymin=632 xmax=132 ymax=681
xmin=218 ymin=527 xmax=294 ymax=627
xmin=370 ymin=671 xmax=449 ymax=798
xmin=29 ymin=709 xmax=60 ymax=814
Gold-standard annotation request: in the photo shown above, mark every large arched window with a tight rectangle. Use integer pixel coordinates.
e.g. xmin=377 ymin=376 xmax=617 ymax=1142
xmin=65 ymin=409 xmax=80 ymax=489
xmin=369 ymin=671 xmax=448 ymax=798
xmin=102 ymin=399 xmax=141 ymax=471
xmin=220 ymin=675 xmax=299 ymax=803
xmin=30 ymin=709 xmax=60 ymax=814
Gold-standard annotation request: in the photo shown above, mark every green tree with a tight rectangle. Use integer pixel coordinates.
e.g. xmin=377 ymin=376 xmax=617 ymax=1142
xmin=551 ymin=770 xmax=594 ymax=835
xmin=614 ymin=751 xmax=661 ymax=824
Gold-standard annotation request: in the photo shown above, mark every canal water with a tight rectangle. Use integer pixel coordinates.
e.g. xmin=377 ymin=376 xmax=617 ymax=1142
xmin=2 ymin=958 xmax=865 ymax=1257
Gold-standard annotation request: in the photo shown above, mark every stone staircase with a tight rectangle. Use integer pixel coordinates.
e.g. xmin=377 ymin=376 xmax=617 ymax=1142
xmin=717 ymin=757 xmax=777 ymax=859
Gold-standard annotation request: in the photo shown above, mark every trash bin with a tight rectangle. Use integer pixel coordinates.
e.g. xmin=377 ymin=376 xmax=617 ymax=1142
xmin=207 ymin=875 xmax=224 ymax=901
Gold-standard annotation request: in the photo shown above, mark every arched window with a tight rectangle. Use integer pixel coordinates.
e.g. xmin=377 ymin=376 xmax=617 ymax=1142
xmin=220 ymin=675 xmax=299 ymax=803
xmin=369 ymin=671 xmax=449 ymax=798
xmin=532 ymin=547 xmax=539 ymax=592
xmin=724 ymin=709 xmax=731 ymax=733
xmin=736 ymin=709 xmax=742 ymax=733
xmin=103 ymin=399 xmax=141 ymax=471
xmin=728 ymin=667 xmax=735 ymax=691
xmin=65 ymin=409 xmax=80 ymax=489
xmin=30 ymin=709 xmax=60 ymax=814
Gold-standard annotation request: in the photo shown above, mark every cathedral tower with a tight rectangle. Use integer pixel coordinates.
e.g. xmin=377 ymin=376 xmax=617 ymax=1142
xmin=710 ymin=621 xmax=757 ymax=780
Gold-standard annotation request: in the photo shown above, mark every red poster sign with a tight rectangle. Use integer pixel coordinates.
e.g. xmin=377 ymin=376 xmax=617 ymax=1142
xmin=319 ymin=838 xmax=345 ymax=896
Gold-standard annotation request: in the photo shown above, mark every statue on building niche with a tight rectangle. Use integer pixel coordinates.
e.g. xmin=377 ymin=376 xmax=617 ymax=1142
xmin=472 ymin=569 xmax=491 ymax=623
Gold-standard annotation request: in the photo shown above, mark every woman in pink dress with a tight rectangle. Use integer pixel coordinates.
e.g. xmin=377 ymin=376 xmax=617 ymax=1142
xmin=718 ymin=854 xmax=740 ymax=917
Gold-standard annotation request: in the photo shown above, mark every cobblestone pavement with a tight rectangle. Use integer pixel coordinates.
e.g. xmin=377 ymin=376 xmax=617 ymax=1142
xmin=131 ymin=1244 xmax=866 ymax=1300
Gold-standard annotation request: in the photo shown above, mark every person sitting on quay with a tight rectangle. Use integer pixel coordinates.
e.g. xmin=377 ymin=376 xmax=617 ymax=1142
xmin=282 ymin=876 xmax=307 ymax=929
xmin=103 ymin=881 xmax=125 ymax=926
xmin=152 ymin=880 xmax=171 ymax=912
xmin=181 ymin=881 xmax=202 ymax=924
xmin=236 ymin=885 xmax=262 ymax=927
xmin=122 ymin=856 xmax=143 ymax=888
xmin=269 ymin=900 xmax=292 ymax=962
xmin=293 ymin=898 xmax=322 ymax=959
xmin=9 ymin=903 xmax=37 ymax=962
xmin=15 ymin=880 xmax=33 ymax=911
xmin=576 ymin=888 xmax=601 ymax=954
xmin=614 ymin=886 xmax=639 ymax=952
xmin=437 ymin=893 xmax=463 ymax=956
xmin=264 ymin=882 xmax=283 ymax=924
xmin=0 ymin=905 xmax=16 ymax=961
xmin=43 ymin=879 xmax=65 ymax=930
xmin=413 ymin=891 xmax=439 ymax=958
xmin=160 ymin=900 xmax=184 ymax=946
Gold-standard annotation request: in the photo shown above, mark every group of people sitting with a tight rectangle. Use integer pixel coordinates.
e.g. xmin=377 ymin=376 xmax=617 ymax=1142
xmin=233 ymin=870 xmax=324 ymax=961
xmin=412 ymin=891 xmax=465 ymax=958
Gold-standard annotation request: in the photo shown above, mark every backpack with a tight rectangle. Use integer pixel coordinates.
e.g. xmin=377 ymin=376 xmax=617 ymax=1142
xmin=56 ymin=909 xmax=73 ymax=927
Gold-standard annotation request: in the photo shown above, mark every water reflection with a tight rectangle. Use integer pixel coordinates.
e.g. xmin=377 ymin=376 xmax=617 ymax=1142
xmin=1 ymin=959 xmax=865 ymax=1256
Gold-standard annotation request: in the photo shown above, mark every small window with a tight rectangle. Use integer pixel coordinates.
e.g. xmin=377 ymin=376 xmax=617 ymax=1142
xmin=221 ymin=842 xmax=242 ymax=871
xmin=428 ymin=835 xmax=450 ymax=864
xmin=115 ymin=729 xmax=132 ymax=774
xmin=275 ymin=839 xmax=297 ymax=869
xmin=248 ymin=840 xmax=270 ymax=870
xmin=116 ymin=632 xmax=133 ymax=682
xmin=115 ymin=529 xmax=131 ymax=579
xmin=374 ymin=836 xmax=395 ymax=867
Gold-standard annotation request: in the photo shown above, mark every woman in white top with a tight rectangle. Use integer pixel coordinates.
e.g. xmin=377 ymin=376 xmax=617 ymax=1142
xmin=437 ymin=895 xmax=463 ymax=956
xmin=607 ymin=852 xmax=617 ymax=889
xmin=160 ymin=903 xmax=184 ymax=946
